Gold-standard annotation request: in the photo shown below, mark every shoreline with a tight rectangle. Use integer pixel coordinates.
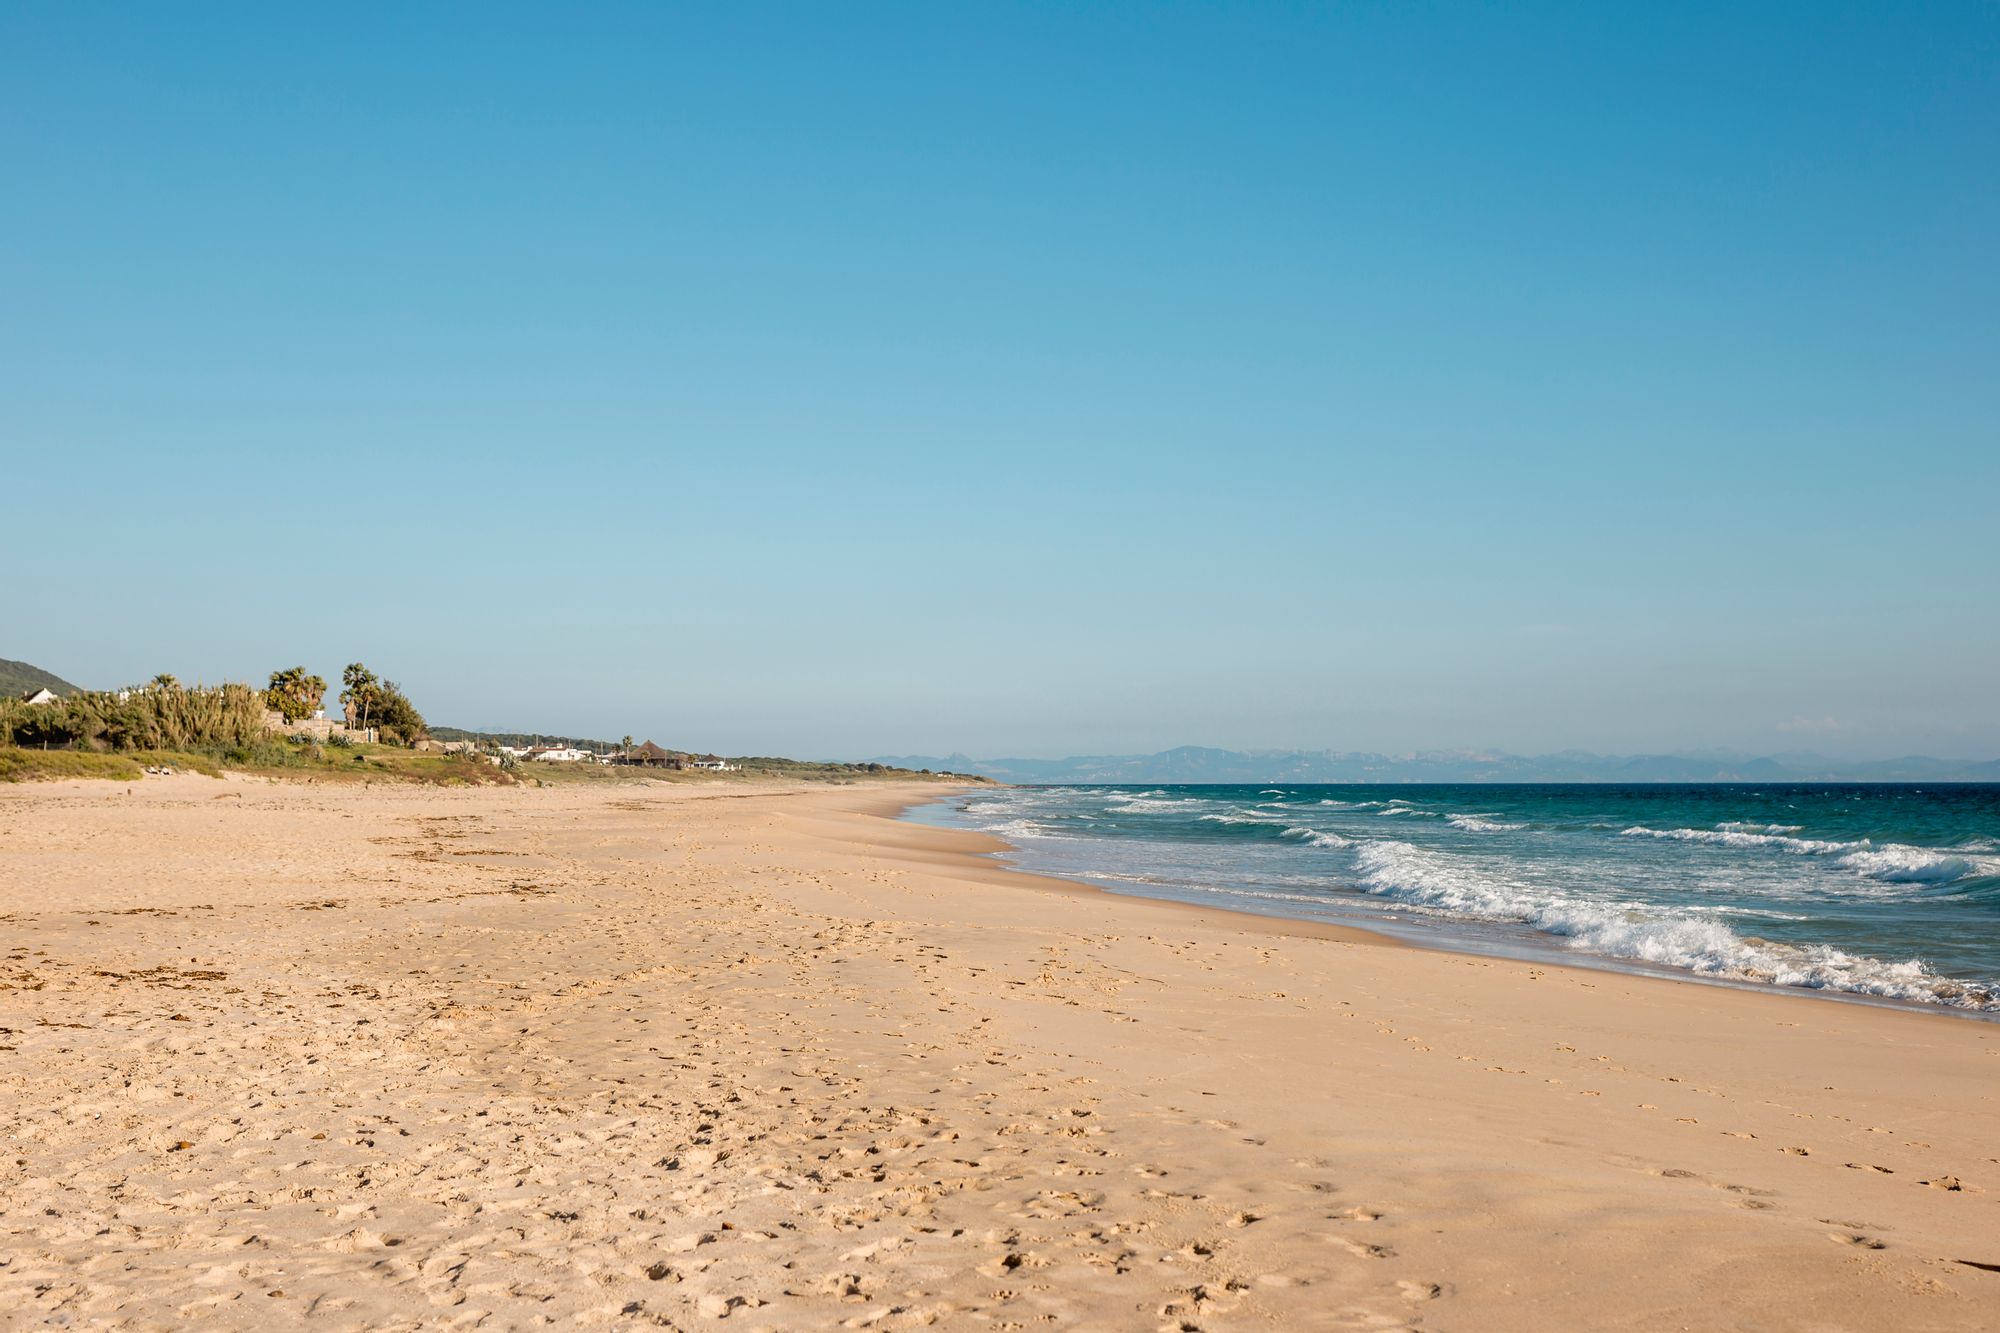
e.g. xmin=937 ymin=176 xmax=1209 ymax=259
xmin=898 ymin=785 xmax=2000 ymax=1024
xmin=4 ymin=775 xmax=1996 ymax=1327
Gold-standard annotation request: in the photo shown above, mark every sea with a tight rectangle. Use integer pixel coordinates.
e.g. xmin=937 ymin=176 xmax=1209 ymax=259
xmin=907 ymin=783 xmax=2000 ymax=1014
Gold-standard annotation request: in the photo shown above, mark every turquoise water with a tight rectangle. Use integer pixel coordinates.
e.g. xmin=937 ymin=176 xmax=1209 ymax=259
xmin=909 ymin=784 xmax=2000 ymax=1013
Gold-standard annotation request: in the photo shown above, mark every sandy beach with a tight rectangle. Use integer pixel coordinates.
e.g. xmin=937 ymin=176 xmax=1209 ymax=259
xmin=2 ymin=775 xmax=1996 ymax=1331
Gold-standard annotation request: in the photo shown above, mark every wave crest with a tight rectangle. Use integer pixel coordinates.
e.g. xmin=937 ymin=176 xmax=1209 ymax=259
xmin=1282 ymin=826 xmax=1354 ymax=849
xmin=1620 ymin=826 xmax=1982 ymax=885
xmin=1352 ymin=841 xmax=1994 ymax=1009
xmin=1447 ymin=814 xmax=1525 ymax=833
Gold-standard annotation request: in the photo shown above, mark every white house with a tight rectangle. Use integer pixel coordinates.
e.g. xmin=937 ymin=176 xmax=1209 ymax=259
xmin=19 ymin=688 xmax=59 ymax=706
xmin=533 ymin=747 xmax=590 ymax=763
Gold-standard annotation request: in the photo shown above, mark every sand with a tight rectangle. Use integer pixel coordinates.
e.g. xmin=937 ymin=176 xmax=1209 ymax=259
xmin=1 ymin=775 xmax=1995 ymax=1331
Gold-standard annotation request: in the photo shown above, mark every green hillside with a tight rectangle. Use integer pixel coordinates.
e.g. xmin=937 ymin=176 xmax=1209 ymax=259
xmin=0 ymin=658 xmax=85 ymax=699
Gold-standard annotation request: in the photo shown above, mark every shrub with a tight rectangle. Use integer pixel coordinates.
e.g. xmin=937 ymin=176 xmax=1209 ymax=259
xmin=369 ymin=679 xmax=427 ymax=745
xmin=0 ymin=684 xmax=269 ymax=753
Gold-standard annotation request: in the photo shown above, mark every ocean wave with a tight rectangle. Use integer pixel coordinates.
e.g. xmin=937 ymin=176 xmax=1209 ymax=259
xmin=1351 ymin=841 xmax=1995 ymax=1009
xmin=1104 ymin=796 xmax=1210 ymax=813
xmin=1198 ymin=811 xmax=1290 ymax=826
xmin=1836 ymin=846 xmax=1977 ymax=883
xmin=1621 ymin=826 xmax=1850 ymax=854
xmin=1282 ymin=825 xmax=1355 ymax=849
xmin=1621 ymin=826 xmax=1982 ymax=884
xmin=982 ymin=817 xmax=1070 ymax=840
xmin=1718 ymin=821 xmax=1805 ymax=835
xmin=1447 ymin=814 xmax=1525 ymax=833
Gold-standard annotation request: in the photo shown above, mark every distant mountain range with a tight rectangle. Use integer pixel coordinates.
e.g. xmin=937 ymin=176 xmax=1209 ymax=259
xmin=869 ymin=745 xmax=2000 ymax=785
xmin=0 ymin=658 xmax=85 ymax=700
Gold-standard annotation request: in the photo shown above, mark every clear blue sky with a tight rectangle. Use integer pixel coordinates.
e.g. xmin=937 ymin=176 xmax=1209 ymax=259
xmin=4 ymin=3 xmax=1995 ymax=759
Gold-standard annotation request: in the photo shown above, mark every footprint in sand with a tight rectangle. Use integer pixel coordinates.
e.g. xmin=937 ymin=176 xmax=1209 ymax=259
xmin=1829 ymin=1231 xmax=1886 ymax=1250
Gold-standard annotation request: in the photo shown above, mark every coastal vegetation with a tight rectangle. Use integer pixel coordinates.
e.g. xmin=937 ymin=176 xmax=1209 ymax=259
xmin=0 ymin=659 xmax=441 ymax=782
xmin=1 ymin=657 xmax=973 ymax=787
xmin=339 ymin=663 xmax=427 ymax=744
xmin=1 ymin=682 xmax=271 ymax=753
xmin=263 ymin=668 xmax=326 ymax=722
xmin=0 ymin=748 xmax=224 ymax=783
xmin=429 ymin=726 xmax=621 ymax=752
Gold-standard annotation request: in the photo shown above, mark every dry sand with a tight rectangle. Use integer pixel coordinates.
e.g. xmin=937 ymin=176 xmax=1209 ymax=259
xmin=1 ymin=775 xmax=1996 ymax=1331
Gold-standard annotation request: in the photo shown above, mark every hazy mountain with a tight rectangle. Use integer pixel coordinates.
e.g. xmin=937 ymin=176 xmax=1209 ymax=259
xmin=0 ymin=658 xmax=85 ymax=699
xmin=868 ymin=745 xmax=2000 ymax=784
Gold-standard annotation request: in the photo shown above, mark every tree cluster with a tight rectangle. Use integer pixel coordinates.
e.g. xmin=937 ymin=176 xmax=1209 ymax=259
xmin=340 ymin=663 xmax=426 ymax=744
xmin=264 ymin=667 xmax=327 ymax=722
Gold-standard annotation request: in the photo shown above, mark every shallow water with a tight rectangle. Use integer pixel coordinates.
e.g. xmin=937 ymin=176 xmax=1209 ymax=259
xmin=908 ymin=783 xmax=2000 ymax=1012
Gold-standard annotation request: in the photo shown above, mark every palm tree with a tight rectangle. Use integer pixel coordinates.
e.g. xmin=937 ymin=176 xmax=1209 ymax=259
xmin=265 ymin=666 xmax=326 ymax=722
xmin=620 ymin=735 xmax=634 ymax=763
xmin=151 ymin=673 xmax=178 ymax=690
xmin=341 ymin=663 xmax=379 ymax=732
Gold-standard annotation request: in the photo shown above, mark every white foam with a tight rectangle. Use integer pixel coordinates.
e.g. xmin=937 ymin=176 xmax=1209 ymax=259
xmin=1351 ymin=841 xmax=1995 ymax=1009
xmin=1104 ymin=796 xmax=1208 ymax=813
xmin=1281 ymin=826 xmax=1354 ymax=849
xmin=990 ymin=817 xmax=1082 ymax=840
xmin=1199 ymin=811 xmax=1290 ymax=826
xmin=1447 ymin=814 xmax=1525 ymax=833
xmin=1621 ymin=826 xmax=1849 ymax=854
xmin=1718 ymin=821 xmax=1805 ymax=835
xmin=1621 ymin=826 xmax=1980 ymax=884
xmin=1837 ymin=846 xmax=1977 ymax=883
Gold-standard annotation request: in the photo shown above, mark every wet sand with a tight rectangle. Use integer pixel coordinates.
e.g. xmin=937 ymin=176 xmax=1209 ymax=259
xmin=1 ymin=775 xmax=1995 ymax=1329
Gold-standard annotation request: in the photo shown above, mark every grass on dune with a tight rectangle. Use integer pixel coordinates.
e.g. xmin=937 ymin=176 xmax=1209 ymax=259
xmin=0 ymin=749 xmax=146 ymax=782
xmin=0 ymin=749 xmax=224 ymax=783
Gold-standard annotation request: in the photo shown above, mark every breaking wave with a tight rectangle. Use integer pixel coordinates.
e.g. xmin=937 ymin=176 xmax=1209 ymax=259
xmin=1282 ymin=826 xmax=1354 ymax=849
xmin=1836 ymin=846 xmax=1977 ymax=883
xmin=1621 ymin=825 xmax=1849 ymax=854
xmin=1447 ymin=814 xmax=1525 ymax=833
xmin=1352 ymin=841 xmax=1995 ymax=1010
xmin=1620 ymin=826 xmax=1982 ymax=885
xmin=1105 ymin=795 xmax=1211 ymax=813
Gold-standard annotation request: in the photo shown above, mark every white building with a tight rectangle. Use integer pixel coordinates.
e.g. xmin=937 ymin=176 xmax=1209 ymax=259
xmin=533 ymin=747 xmax=591 ymax=763
xmin=20 ymin=688 xmax=59 ymax=706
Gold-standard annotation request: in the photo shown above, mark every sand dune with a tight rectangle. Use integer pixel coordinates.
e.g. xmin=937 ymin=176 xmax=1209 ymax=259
xmin=1 ymin=775 xmax=1995 ymax=1329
